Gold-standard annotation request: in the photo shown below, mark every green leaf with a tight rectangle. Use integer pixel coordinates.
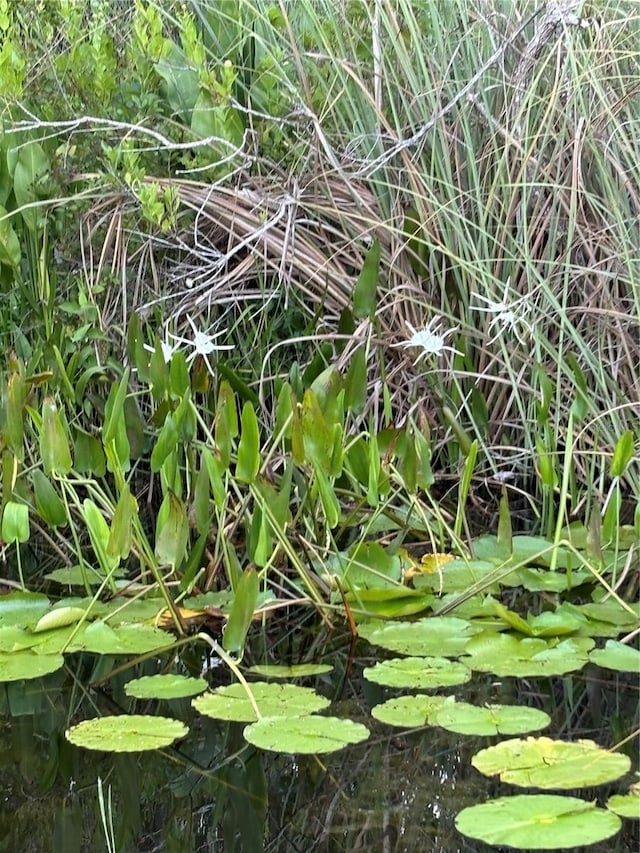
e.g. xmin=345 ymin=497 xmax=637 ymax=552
xmin=606 ymin=790 xmax=640 ymax=819
xmin=0 ymin=649 xmax=64 ymax=682
xmin=360 ymin=616 xmax=482 ymax=658
xmin=33 ymin=606 xmax=87 ymax=633
xmin=150 ymin=412 xmax=178 ymax=473
xmin=5 ymin=370 xmax=26 ymax=458
xmin=40 ymin=397 xmax=72 ymax=476
xmin=461 ymin=633 xmax=593 ymax=677
xmin=193 ymin=682 xmax=330 ymax=723
xmin=364 ymin=656 xmax=471 ymax=689
xmin=245 ymin=664 xmax=333 ymax=679
xmin=82 ymin=499 xmax=120 ymax=579
xmin=223 ymin=568 xmax=259 ymax=655
xmin=456 ymin=795 xmax=620 ymax=850
xmin=433 ymin=700 xmax=550 ymax=736
xmin=235 ymin=402 xmax=260 ymax=483
xmin=32 ymin=469 xmax=67 ymax=527
xmin=244 ymin=715 xmax=370 ymax=754
xmin=155 ymin=491 xmax=189 ymax=569
xmin=352 ymin=239 xmax=380 ymax=318
xmin=313 ymin=462 xmax=339 ymax=529
xmin=0 ymin=591 xmax=49 ymax=628
xmin=0 ymin=204 xmax=21 ymax=267
xmin=472 ymin=737 xmax=631 ymax=789
xmin=107 ymin=483 xmax=137 ymax=559
xmin=589 ymin=640 xmax=640 ymax=673
xmin=12 ymin=140 xmax=50 ymax=231
xmin=1 ymin=500 xmax=30 ymax=543
xmin=65 ymin=715 xmax=188 ymax=752
xmin=371 ymin=695 xmax=448 ymax=728
xmin=610 ymin=429 xmax=635 ymax=478
xmin=124 ymin=674 xmax=207 ymax=700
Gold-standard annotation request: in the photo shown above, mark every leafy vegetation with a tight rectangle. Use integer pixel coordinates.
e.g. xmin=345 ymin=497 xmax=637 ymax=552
xmin=0 ymin=0 xmax=638 ymax=849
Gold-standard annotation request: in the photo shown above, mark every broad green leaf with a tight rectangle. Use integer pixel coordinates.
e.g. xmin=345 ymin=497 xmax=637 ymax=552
xmin=589 ymin=640 xmax=640 ymax=673
xmin=0 ymin=204 xmax=21 ymax=267
xmin=223 ymin=568 xmax=259 ymax=655
xmin=0 ymin=591 xmax=49 ymax=628
xmin=313 ymin=462 xmax=340 ymax=529
xmin=360 ymin=616 xmax=481 ymax=658
xmin=352 ymin=238 xmax=380 ymax=318
xmin=34 ymin=621 xmax=175 ymax=655
xmin=461 ymin=633 xmax=593 ymax=677
xmin=246 ymin=664 xmax=333 ymax=679
xmin=124 ymin=674 xmax=207 ymax=700
xmin=5 ymin=370 xmax=26 ymax=456
xmin=236 ymin=402 xmax=260 ymax=483
xmin=472 ymin=737 xmax=631 ymax=789
xmin=244 ymin=715 xmax=369 ymax=754
xmin=82 ymin=499 xmax=119 ymax=578
xmin=66 ymin=714 xmax=188 ymax=752
xmin=40 ymin=397 xmax=72 ymax=475
xmin=344 ymin=347 xmax=367 ymax=413
xmin=364 ymin=656 xmax=470 ymax=689
xmin=610 ymin=430 xmax=635 ymax=478
xmin=1 ymin=500 xmax=29 ymax=543
xmin=0 ymin=649 xmax=64 ymax=682
xmin=150 ymin=412 xmax=178 ymax=472
xmin=12 ymin=140 xmax=50 ymax=231
xmin=301 ymin=389 xmax=333 ymax=473
xmin=155 ymin=491 xmax=189 ymax=569
xmin=371 ymin=695 xmax=448 ymax=728
xmin=456 ymin=795 xmax=620 ymax=849
xmin=32 ymin=469 xmax=67 ymax=527
xmin=107 ymin=483 xmax=137 ymax=559
xmin=607 ymin=790 xmax=640 ymax=819
xmin=193 ymin=682 xmax=330 ymax=723
xmin=433 ymin=699 xmax=550 ymax=736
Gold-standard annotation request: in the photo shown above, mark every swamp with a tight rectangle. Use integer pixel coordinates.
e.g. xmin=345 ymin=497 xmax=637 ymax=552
xmin=0 ymin=1 xmax=638 ymax=851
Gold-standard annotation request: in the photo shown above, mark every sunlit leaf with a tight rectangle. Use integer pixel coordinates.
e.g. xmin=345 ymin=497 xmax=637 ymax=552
xmin=364 ymin=657 xmax=470 ymax=689
xmin=589 ymin=640 xmax=640 ymax=673
xmin=244 ymin=715 xmax=369 ymax=754
xmin=125 ymin=674 xmax=207 ymax=700
xmin=193 ymin=682 xmax=330 ymax=723
xmin=0 ymin=649 xmax=64 ymax=682
xmin=65 ymin=715 xmax=188 ymax=752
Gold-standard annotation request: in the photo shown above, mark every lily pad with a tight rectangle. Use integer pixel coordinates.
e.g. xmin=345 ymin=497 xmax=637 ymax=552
xmin=360 ymin=616 xmax=481 ymax=658
xmin=472 ymin=737 xmax=631 ymax=788
xmin=65 ymin=714 xmax=188 ymax=752
xmin=607 ymin=789 xmax=640 ymax=819
xmin=461 ymin=633 xmax=593 ymax=677
xmin=589 ymin=640 xmax=640 ymax=673
xmin=0 ymin=649 xmax=64 ymax=681
xmin=371 ymin=695 xmax=449 ymax=728
xmin=0 ymin=591 xmax=50 ymax=628
xmin=245 ymin=664 xmax=333 ymax=679
xmin=244 ymin=715 xmax=369 ymax=754
xmin=412 ymin=559 xmax=501 ymax=594
xmin=33 ymin=621 xmax=176 ymax=655
xmin=433 ymin=699 xmax=550 ymax=736
xmin=363 ymin=656 xmax=470 ymax=689
xmin=125 ymin=674 xmax=208 ymax=699
xmin=45 ymin=566 xmax=124 ymax=586
xmin=456 ymin=794 xmax=621 ymax=849
xmin=193 ymin=682 xmax=330 ymax=723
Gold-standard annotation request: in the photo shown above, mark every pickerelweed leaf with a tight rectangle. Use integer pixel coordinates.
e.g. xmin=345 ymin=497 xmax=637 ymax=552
xmin=193 ymin=682 xmax=330 ymax=723
xmin=472 ymin=737 xmax=631 ymax=788
xmin=125 ymin=674 xmax=208 ymax=700
xmin=364 ymin=657 xmax=471 ymax=689
xmin=456 ymin=795 xmax=621 ymax=849
xmin=65 ymin=715 xmax=188 ymax=752
xmin=244 ymin=715 xmax=370 ymax=754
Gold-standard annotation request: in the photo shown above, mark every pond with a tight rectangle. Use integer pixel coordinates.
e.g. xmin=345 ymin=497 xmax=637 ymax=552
xmin=0 ymin=614 xmax=637 ymax=853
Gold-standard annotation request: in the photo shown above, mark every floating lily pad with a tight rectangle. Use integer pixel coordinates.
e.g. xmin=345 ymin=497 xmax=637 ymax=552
xmin=193 ymin=682 xmax=330 ymax=723
xmin=0 ymin=591 xmax=50 ymax=628
xmin=456 ymin=794 xmax=621 ymax=849
xmin=589 ymin=640 xmax=640 ymax=673
xmin=461 ymin=633 xmax=593 ymax=677
xmin=433 ymin=699 xmax=550 ymax=736
xmin=346 ymin=588 xmax=435 ymax=619
xmin=246 ymin=664 xmax=333 ymax=679
xmin=45 ymin=566 xmax=123 ymax=586
xmin=65 ymin=714 xmax=188 ymax=752
xmin=491 ymin=602 xmax=587 ymax=638
xmin=360 ymin=616 xmax=481 ymax=658
xmin=412 ymin=559 xmax=501 ymax=594
xmin=244 ymin=715 xmax=369 ymax=754
xmin=363 ymin=656 xmax=470 ymax=689
xmin=371 ymin=694 xmax=449 ymax=728
xmin=502 ymin=567 xmax=592 ymax=592
xmin=472 ymin=737 xmax=631 ymax=788
xmin=33 ymin=621 xmax=176 ymax=656
xmin=0 ymin=649 xmax=64 ymax=681
xmin=125 ymin=674 xmax=208 ymax=699
xmin=607 ymin=789 xmax=640 ymax=819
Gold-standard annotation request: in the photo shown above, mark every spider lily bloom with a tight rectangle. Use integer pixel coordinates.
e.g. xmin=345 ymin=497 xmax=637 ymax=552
xmin=470 ymin=280 xmax=533 ymax=345
xmin=145 ymin=316 xmax=233 ymax=372
xmin=399 ymin=316 xmax=462 ymax=364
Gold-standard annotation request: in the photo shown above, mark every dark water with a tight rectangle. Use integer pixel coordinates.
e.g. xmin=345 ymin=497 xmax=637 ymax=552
xmin=0 ymin=623 xmax=638 ymax=853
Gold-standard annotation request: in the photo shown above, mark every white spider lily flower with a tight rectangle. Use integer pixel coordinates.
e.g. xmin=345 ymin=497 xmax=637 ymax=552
xmin=399 ymin=316 xmax=462 ymax=364
xmin=471 ymin=279 xmax=533 ymax=345
xmin=168 ymin=315 xmax=234 ymax=373
xmin=144 ymin=337 xmax=180 ymax=363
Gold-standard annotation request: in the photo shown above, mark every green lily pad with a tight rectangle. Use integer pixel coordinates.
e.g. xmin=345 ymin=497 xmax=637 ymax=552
xmin=0 ymin=591 xmax=50 ymax=628
xmin=589 ymin=640 xmax=640 ymax=673
xmin=65 ymin=714 xmax=188 ymax=752
xmin=33 ymin=621 xmax=176 ymax=655
xmin=456 ymin=794 xmax=621 ymax=849
xmin=363 ymin=656 xmax=470 ymax=689
xmin=461 ymin=633 xmax=593 ymax=677
xmin=244 ymin=715 xmax=369 ymax=754
xmin=45 ymin=566 xmax=124 ymax=586
xmin=245 ymin=664 xmax=333 ymax=679
xmin=346 ymin=589 xmax=435 ymax=619
xmin=502 ymin=567 xmax=592 ymax=592
xmin=412 ymin=559 xmax=501 ymax=594
xmin=433 ymin=699 xmax=550 ymax=736
xmin=0 ymin=649 xmax=64 ymax=681
xmin=324 ymin=542 xmax=403 ymax=590
xmin=472 ymin=737 xmax=631 ymax=788
xmin=360 ymin=616 xmax=481 ymax=658
xmin=125 ymin=674 xmax=208 ymax=699
xmin=193 ymin=682 xmax=330 ymax=723
xmin=491 ymin=602 xmax=587 ymax=637
xmin=370 ymin=694 xmax=448 ymax=728
xmin=607 ymin=789 xmax=640 ymax=819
